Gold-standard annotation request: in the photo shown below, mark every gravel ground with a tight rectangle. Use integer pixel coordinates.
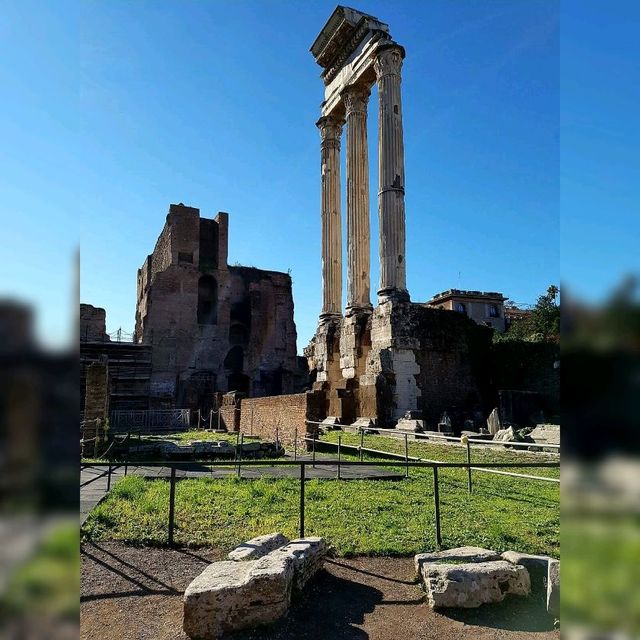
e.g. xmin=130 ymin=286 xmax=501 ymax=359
xmin=81 ymin=542 xmax=559 ymax=640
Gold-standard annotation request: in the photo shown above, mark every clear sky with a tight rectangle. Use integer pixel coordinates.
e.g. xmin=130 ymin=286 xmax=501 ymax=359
xmin=9 ymin=0 xmax=633 ymax=350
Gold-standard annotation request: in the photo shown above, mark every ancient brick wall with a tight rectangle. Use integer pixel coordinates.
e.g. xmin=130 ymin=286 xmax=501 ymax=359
xmin=80 ymin=304 xmax=109 ymax=343
xmin=491 ymin=341 xmax=560 ymax=417
xmin=84 ymin=360 xmax=109 ymax=422
xmin=238 ymin=391 xmax=325 ymax=447
xmin=134 ymin=203 xmax=302 ymax=410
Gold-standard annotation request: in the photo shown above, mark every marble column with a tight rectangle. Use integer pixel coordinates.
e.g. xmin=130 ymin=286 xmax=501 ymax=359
xmin=374 ymin=45 xmax=408 ymax=301
xmin=343 ymin=85 xmax=372 ymax=313
xmin=317 ymin=115 xmax=344 ymax=321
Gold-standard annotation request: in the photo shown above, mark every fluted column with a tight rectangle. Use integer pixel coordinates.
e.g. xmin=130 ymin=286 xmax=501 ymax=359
xmin=317 ymin=115 xmax=344 ymax=321
xmin=343 ymin=85 xmax=372 ymax=313
xmin=375 ymin=44 xmax=409 ymax=302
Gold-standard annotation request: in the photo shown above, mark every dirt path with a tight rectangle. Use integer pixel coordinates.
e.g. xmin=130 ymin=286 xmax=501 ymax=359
xmin=81 ymin=542 xmax=559 ymax=640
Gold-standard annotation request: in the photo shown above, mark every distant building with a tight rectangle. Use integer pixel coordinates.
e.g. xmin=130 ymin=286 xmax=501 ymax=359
xmin=426 ymin=289 xmax=507 ymax=332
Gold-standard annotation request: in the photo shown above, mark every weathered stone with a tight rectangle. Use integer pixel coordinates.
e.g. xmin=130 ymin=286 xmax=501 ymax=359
xmin=183 ymin=556 xmax=294 ymax=639
xmin=487 ymin=407 xmax=501 ymax=435
xmin=414 ymin=546 xmax=501 ymax=577
xmin=268 ymin=537 xmax=328 ymax=592
xmin=530 ymin=424 xmax=560 ymax=446
xmin=547 ymin=558 xmax=560 ymax=618
xmin=494 ymin=426 xmax=516 ymax=442
xmin=501 ymin=551 xmax=553 ymax=595
xmin=420 ymin=560 xmax=531 ymax=609
xmin=396 ymin=418 xmax=424 ymax=432
xmin=228 ymin=533 xmax=289 ymax=561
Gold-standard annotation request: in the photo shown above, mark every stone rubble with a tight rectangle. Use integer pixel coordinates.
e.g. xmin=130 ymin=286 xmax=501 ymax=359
xmin=184 ymin=535 xmax=327 ymax=639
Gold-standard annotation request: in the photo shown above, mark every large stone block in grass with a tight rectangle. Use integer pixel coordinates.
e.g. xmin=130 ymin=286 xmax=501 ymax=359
xmin=227 ymin=533 xmax=290 ymax=561
xmin=417 ymin=553 xmax=530 ymax=609
xmin=183 ymin=555 xmax=294 ymax=639
xmin=414 ymin=546 xmax=501 ymax=577
xmin=547 ymin=558 xmax=560 ymax=618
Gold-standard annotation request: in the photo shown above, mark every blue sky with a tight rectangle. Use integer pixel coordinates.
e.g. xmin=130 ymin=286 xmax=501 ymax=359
xmin=6 ymin=0 xmax=632 ymax=350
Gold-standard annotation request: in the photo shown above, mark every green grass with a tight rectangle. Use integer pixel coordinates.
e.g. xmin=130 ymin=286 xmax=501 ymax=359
xmin=139 ymin=430 xmax=255 ymax=444
xmin=320 ymin=431 xmax=560 ymax=479
xmin=82 ymin=442 xmax=559 ymax=557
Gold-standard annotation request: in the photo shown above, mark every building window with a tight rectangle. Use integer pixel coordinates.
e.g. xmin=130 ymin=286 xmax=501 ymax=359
xmin=197 ymin=275 xmax=217 ymax=324
xmin=488 ymin=304 xmax=499 ymax=318
xmin=455 ymin=302 xmax=466 ymax=314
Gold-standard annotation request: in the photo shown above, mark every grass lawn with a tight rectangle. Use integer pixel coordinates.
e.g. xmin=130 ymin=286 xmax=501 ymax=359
xmin=82 ymin=435 xmax=559 ymax=557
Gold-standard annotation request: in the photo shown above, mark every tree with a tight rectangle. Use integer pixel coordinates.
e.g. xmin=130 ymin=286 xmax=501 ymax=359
xmin=497 ymin=285 xmax=560 ymax=342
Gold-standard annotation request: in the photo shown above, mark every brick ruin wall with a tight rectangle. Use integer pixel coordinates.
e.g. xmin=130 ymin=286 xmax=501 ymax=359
xmin=237 ymin=391 xmax=325 ymax=448
xmin=80 ymin=304 xmax=109 ymax=343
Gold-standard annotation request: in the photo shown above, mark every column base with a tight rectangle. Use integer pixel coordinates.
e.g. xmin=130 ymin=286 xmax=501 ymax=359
xmin=344 ymin=303 xmax=373 ymax=317
xmin=319 ymin=312 xmax=343 ymax=324
xmin=377 ymin=288 xmax=410 ymax=305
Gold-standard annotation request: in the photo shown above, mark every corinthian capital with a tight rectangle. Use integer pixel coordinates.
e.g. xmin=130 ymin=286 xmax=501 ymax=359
xmin=341 ymin=85 xmax=371 ymax=116
xmin=316 ymin=115 xmax=344 ymax=142
xmin=374 ymin=45 xmax=405 ymax=79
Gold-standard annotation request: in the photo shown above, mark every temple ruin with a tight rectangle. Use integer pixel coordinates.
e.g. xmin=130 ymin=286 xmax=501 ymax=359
xmin=134 ymin=203 xmax=304 ymax=410
xmin=306 ymin=7 xmax=493 ymax=427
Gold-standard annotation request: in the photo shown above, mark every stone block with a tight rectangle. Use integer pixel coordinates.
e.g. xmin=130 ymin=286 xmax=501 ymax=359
xmin=530 ymin=424 xmax=560 ymax=446
xmin=414 ymin=546 xmax=501 ymax=577
xmin=396 ymin=418 xmax=424 ymax=432
xmin=352 ymin=417 xmax=376 ymax=430
xmin=183 ymin=555 xmax=294 ymax=639
xmin=228 ymin=533 xmax=290 ymax=562
xmin=420 ymin=560 xmax=530 ymax=609
xmin=501 ymin=551 xmax=553 ymax=596
xmin=268 ymin=536 xmax=328 ymax=592
xmin=547 ymin=558 xmax=560 ymax=618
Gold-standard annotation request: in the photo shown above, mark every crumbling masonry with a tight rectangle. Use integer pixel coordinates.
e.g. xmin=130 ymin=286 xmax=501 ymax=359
xmin=135 ymin=203 xmax=303 ymax=410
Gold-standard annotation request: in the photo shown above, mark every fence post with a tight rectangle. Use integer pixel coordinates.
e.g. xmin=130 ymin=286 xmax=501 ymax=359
xmin=107 ymin=462 xmax=112 ymax=491
xmin=197 ymin=409 xmax=201 ymax=429
xmin=209 ymin=409 xmax=213 ymax=430
xmin=465 ymin=437 xmax=473 ymax=494
xmin=299 ymin=463 xmax=305 ymax=538
xmin=124 ymin=432 xmax=129 ymax=476
xmin=359 ymin=429 xmax=364 ymax=461
xmin=337 ymin=434 xmax=341 ymax=479
xmin=433 ymin=466 xmax=442 ymax=548
xmin=217 ymin=408 xmax=221 ymax=431
xmin=405 ymin=433 xmax=409 ymax=478
xmin=294 ymin=428 xmax=298 ymax=461
xmin=237 ymin=433 xmax=244 ymax=479
xmin=312 ymin=430 xmax=316 ymax=468
xmin=168 ymin=467 xmax=176 ymax=546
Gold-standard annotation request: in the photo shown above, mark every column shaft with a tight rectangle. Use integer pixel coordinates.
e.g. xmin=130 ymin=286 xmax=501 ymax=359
xmin=317 ymin=116 xmax=344 ymax=319
xmin=343 ymin=86 xmax=372 ymax=312
xmin=375 ymin=45 xmax=408 ymax=300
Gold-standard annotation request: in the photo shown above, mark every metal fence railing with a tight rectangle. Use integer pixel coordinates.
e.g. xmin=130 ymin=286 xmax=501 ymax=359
xmin=110 ymin=409 xmax=191 ymax=433
xmin=82 ymin=457 xmax=559 ymax=547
